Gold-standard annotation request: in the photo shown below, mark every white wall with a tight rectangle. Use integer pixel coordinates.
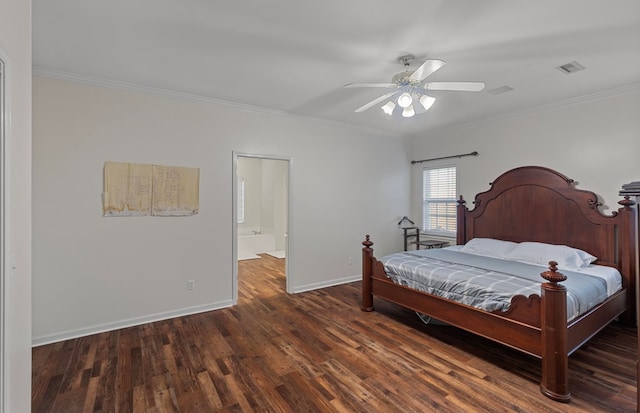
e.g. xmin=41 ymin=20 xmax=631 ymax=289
xmin=0 ymin=0 xmax=32 ymax=411
xmin=237 ymin=157 xmax=287 ymax=242
xmin=263 ymin=159 xmax=288 ymax=251
xmin=32 ymin=76 xmax=410 ymax=344
xmin=237 ymin=157 xmax=263 ymax=231
xmin=260 ymin=159 xmax=285 ymax=237
xmin=410 ymin=88 xmax=640 ymax=234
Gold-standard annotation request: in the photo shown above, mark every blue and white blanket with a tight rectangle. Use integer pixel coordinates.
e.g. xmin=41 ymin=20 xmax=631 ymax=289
xmin=381 ymin=248 xmax=612 ymax=322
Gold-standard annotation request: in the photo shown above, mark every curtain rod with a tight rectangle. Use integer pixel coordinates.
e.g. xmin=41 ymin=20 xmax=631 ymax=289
xmin=411 ymin=151 xmax=478 ymax=165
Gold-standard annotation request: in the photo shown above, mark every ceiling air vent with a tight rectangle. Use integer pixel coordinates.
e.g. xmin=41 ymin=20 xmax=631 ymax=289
xmin=486 ymin=85 xmax=514 ymax=95
xmin=556 ymin=61 xmax=585 ymax=74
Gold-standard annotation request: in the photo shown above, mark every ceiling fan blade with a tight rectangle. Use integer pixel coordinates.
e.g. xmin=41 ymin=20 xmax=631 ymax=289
xmin=344 ymin=82 xmax=395 ymax=89
xmin=354 ymin=91 xmax=399 ymax=113
xmin=426 ymin=82 xmax=486 ymax=92
xmin=409 ymin=59 xmax=446 ymax=82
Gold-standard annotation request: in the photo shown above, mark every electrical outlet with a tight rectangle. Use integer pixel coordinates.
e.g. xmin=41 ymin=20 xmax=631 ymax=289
xmin=188 ymin=280 xmax=195 ymax=290
xmin=348 ymin=256 xmax=353 ymax=265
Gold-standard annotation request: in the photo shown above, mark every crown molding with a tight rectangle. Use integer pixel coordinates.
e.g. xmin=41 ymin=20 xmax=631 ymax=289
xmin=35 ymin=67 xmax=635 ymax=142
xmin=416 ymin=82 xmax=640 ymax=138
xmin=33 ymin=67 xmax=289 ymax=114
xmin=32 ymin=67 xmax=405 ymax=140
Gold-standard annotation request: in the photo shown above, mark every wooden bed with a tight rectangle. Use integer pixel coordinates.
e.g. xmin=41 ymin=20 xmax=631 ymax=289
xmin=361 ymin=166 xmax=637 ymax=402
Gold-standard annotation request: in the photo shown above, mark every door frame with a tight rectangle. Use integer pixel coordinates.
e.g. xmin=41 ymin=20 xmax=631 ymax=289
xmin=232 ymin=152 xmax=292 ymax=303
xmin=0 ymin=50 xmax=7 ymax=412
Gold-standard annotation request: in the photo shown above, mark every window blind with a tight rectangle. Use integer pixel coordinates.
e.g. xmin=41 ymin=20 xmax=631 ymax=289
xmin=422 ymin=166 xmax=457 ymax=235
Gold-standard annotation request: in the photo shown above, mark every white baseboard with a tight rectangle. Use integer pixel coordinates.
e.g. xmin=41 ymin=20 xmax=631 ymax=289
xmin=33 ymin=275 xmax=365 ymax=345
xmin=293 ymin=275 xmax=361 ymax=293
xmin=31 ymin=299 xmax=234 ymax=347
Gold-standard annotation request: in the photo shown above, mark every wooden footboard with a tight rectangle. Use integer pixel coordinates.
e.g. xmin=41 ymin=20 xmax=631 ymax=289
xmin=361 ymin=236 xmax=627 ymax=403
xmin=362 ymin=235 xmax=548 ymax=352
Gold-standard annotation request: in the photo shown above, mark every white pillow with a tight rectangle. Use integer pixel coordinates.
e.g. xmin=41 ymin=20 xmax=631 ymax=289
xmin=460 ymin=238 xmax=518 ymax=259
xmin=504 ymin=242 xmax=597 ymax=270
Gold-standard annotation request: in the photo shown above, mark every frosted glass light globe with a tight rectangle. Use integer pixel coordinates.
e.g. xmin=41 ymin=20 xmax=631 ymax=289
xmin=397 ymin=92 xmax=413 ymax=108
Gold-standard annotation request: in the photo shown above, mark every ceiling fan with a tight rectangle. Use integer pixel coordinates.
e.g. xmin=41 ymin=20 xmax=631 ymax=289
xmin=345 ymin=55 xmax=485 ymax=117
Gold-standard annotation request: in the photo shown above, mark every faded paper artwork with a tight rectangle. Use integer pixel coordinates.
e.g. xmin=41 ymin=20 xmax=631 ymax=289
xmin=151 ymin=165 xmax=200 ymax=216
xmin=103 ymin=161 xmax=199 ymax=217
xmin=103 ymin=162 xmax=153 ymax=216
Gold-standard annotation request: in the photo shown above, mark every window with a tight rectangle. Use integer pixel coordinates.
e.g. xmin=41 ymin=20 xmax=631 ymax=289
xmin=422 ymin=166 xmax=457 ymax=236
xmin=237 ymin=176 xmax=245 ymax=224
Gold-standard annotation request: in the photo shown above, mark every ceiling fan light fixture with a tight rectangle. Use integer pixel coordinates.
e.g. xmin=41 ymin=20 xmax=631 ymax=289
xmin=402 ymin=105 xmax=415 ymax=118
xmin=381 ymin=101 xmax=396 ymax=115
xmin=419 ymin=95 xmax=436 ymax=111
xmin=397 ymin=92 xmax=413 ymax=108
xmin=346 ymin=56 xmax=485 ymax=118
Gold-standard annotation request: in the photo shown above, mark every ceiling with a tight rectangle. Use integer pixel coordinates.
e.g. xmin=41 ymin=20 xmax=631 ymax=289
xmin=32 ymin=1 xmax=640 ymax=138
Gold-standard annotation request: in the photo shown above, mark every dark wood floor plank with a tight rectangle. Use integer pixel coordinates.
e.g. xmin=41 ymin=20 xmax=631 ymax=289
xmin=151 ymin=372 xmax=179 ymax=413
xmin=32 ymin=254 xmax=637 ymax=412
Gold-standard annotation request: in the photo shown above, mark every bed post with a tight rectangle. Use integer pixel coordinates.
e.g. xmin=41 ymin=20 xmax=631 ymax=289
xmin=456 ymin=196 xmax=467 ymax=244
xmin=361 ymin=235 xmax=374 ymax=312
xmin=539 ymin=261 xmax=571 ymax=402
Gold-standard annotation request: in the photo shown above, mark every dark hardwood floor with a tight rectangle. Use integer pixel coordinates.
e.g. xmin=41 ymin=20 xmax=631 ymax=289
xmin=32 ymin=254 xmax=637 ymax=412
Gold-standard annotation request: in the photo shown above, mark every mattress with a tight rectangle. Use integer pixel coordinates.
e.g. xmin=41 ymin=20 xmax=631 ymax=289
xmin=380 ymin=247 xmax=622 ymax=322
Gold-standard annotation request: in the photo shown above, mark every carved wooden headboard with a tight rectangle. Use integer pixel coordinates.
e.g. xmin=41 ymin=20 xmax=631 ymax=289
xmin=456 ymin=166 xmax=637 ymax=315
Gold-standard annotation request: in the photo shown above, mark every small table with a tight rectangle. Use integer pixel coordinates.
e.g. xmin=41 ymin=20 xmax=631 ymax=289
xmin=414 ymin=239 xmax=449 ymax=249
xmin=402 ymin=227 xmax=450 ymax=250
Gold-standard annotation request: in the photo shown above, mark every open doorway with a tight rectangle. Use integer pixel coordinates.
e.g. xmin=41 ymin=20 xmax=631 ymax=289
xmin=232 ymin=152 xmax=291 ymax=303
